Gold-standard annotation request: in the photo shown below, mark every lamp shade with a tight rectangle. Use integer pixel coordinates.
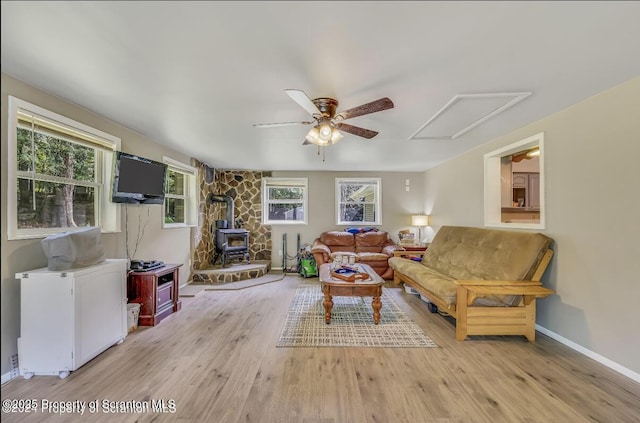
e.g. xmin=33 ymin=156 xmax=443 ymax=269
xmin=411 ymin=214 xmax=429 ymax=227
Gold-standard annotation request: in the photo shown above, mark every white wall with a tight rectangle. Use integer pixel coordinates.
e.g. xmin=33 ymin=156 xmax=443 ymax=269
xmin=1 ymin=73 xmax=193 ymax=377
xmin=424 ymin=76 xmax=640 ymax=375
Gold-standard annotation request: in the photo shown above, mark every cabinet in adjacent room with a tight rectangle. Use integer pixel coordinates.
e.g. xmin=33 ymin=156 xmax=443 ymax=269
xmin=17 ymin=259 xmax=128 ymax=379
xmin=512 ymin=173 xmax=528 ymax=188
xmin=512 ymin=172 xmax=540 ymax=208
xmin=528 ymin=173 xmax=540 ymax=208
xmin=127 ymin=264 xmax=182 ymax=326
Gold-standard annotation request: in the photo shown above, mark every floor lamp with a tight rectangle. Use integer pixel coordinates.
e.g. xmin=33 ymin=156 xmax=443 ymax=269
xmin=411 ymin=214 xmax=430 ymax=244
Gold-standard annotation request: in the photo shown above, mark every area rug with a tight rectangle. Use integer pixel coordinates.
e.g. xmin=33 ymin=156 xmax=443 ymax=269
xmin=277 ymin=284 xmax=438 ymax=348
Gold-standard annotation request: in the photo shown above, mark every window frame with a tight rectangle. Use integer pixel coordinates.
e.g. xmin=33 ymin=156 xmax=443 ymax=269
xmin=162 ymin=156 xmax=198 ymax=228
xmin=262 ymin=177 xmax=308 ymax=225
xmin=335 ymin=177 xmax=382 ymax=226
xmin=7 ymin=96 xmax=121 ymax=240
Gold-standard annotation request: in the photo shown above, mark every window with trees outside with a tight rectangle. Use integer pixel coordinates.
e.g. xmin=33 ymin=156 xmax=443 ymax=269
xmin=162 ymin=157 xmax=198 ymax=228
xmin=336 ymin=178 xmax=381 ymax=225
xmin=7 ymin=96 xmax=121 ymax=240
xmin=262 ymin=178 xmax=308 ymax=225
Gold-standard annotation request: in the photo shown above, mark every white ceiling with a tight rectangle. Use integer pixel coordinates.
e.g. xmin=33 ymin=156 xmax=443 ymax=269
xmin=2 ymin=1 xmax=639 ymax=172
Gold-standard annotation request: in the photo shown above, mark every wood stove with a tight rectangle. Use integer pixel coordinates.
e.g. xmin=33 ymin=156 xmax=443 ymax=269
xmin=213 ymin=229 xmax=250 ymax=267
xmin=209 ymin=194 xmax=250 ymax=267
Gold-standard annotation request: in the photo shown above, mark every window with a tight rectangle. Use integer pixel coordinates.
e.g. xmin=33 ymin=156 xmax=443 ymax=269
xmin=484 ymin=132 xmax=545 ymax=229
xmin=7 ymin=96 xmax=121 ymax=240
xmin=162 ymin=157 xmax=198 ymax=228
xmin=262 ymin=178 xmax=308 ymax=225
xmin=336 ymin=178 xmax=381 ymax=225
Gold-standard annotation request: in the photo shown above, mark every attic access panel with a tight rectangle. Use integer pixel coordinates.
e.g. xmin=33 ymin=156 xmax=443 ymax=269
xmin=408 ymin=92 xmax=532 ymax=140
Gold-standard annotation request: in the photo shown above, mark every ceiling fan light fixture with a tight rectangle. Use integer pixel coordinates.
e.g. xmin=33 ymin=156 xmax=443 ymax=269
xmin=526 ymin=148 xmax=540 ymax=158
xmin=305 ymin=126 xmax=330 ymax=146
xmin=319 ymin=122 xmax=332 ymax=141
xmin=306 ymin=118 xmax=344 ymax=146
xmin=330 ymin=128 xmax=344 ymax=144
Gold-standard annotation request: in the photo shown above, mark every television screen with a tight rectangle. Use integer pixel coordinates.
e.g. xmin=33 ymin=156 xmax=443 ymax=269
xmin=111 ymin=152 xmax=167 ymax=204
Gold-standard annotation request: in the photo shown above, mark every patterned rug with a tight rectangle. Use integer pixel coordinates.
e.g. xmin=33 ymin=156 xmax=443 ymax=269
xmin=277 ymin=283 xmax=438 ymax=348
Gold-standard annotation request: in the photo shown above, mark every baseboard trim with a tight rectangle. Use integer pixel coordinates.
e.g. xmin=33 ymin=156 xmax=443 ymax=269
xmin=536 ymin=324 xmax=640 ymax=383
xmin=1 ymin=371 xmax=14 ymax=385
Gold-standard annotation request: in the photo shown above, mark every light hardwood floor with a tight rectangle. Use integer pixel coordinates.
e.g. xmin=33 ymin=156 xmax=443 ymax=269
xmin=2 ymin=276 xmax=639 ymax=422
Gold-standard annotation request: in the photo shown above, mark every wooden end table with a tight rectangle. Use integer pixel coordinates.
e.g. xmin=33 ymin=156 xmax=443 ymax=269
xmin=319 ymin=263 xmax=385 ymax=324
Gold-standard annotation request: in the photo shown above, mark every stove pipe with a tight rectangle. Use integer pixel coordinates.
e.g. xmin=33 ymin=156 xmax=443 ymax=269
xmin=208 ymin=194 xmax=234 ymax=229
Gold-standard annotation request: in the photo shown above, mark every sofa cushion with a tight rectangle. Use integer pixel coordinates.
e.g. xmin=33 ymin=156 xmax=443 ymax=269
xmin=423 ymin=226 xmax=552 ymax=282
xmin=355 ymin=232 xmax=390 ymax=251
xmin=390 ymin=257 xmax=457 ymax=306
xmin=329 ymin=251 xmax=357 ymax=260
xmin=389 ymin=257 xmax=509 ymax=307
xmin=364 ymin=261 xmax=390 ymax=274
xmin=320 ymin=231 xmax=355 ymax=247
xmin=357 ymin=252 xmax=390 ymax=262
xmin=327 ymin=246 xmax=356 ymax=254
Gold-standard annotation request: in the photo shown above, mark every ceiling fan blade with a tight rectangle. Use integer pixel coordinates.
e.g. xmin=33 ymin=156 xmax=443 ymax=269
xmin=336 ymin=97 xmax=394 ymax=120
xmin=335 ymin=123 xmax=379 ymax=139
xmin=511 ymin=152 xmax=527 ymax=162
xmin=302 ymin=139 xmax=312 ymax=145
xmin=253 ymin=121 xmax=313 ymax=128
xmin=285 ymin=89 xmax=321 ymax=116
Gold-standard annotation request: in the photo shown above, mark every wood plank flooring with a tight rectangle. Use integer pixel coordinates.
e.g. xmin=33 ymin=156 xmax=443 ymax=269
xmin=2 ymin=276 xmax=639 ymax=422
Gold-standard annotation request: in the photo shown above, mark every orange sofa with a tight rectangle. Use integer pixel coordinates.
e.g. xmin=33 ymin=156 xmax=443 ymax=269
xmin=310 ymin=231 xmax=401 ymax=279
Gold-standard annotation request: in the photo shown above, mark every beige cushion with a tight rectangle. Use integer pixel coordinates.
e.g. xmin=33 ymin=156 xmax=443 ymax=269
xmin=424 ymin=226 xmax=551 ymax=281
xmin=389 ymin=257 xmax=513 ymax=307
xmin=390 ymin=257 xmax=457 ymax=305
xmin=390 ymin=226 xmax=552 ymax=307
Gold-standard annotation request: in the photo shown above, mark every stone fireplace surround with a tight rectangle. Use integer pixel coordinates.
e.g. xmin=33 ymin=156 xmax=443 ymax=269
xmin=190 ymin=161 xmax=272 ymax=283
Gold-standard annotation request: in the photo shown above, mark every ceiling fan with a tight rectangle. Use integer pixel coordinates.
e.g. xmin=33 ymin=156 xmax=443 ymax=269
xmin=253 ymin=89 xmax=394 ymax=148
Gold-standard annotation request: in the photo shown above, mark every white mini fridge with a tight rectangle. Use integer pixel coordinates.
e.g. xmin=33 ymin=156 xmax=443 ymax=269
xmin=17 ymin=259 xmax=128 ymax=379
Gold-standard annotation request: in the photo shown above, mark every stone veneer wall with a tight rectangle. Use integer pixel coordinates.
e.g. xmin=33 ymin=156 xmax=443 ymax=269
xmin=191 ymin=160 xmax=271 ymax=270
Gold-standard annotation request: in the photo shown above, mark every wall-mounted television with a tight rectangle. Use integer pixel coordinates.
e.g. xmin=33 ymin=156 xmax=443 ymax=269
xmin=111 ymin=152 xmax=167 ymax=204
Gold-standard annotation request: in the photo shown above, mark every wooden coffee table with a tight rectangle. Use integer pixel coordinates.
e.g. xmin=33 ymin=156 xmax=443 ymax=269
xmin=319 ymin=263 xmax=385 ymax=324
